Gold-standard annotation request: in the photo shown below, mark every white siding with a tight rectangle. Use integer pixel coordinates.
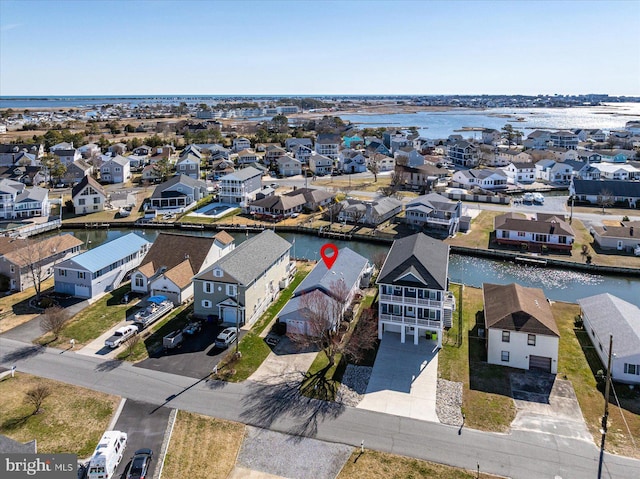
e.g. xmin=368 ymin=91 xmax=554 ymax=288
xmin=487 ymin=328 xmax=559 ymax=374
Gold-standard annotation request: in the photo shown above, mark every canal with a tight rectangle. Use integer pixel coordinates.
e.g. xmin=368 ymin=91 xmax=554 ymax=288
xmin=65 ymin=228 xmax=639 ymax=306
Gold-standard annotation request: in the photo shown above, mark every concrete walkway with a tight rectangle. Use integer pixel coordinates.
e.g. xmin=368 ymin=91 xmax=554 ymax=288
xmin=249 ymin=338 xmax=318 ymax=385
xmin=357 ymin=332 xmax=439 ymax=422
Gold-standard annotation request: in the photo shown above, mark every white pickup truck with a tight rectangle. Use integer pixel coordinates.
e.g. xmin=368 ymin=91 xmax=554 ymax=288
xmin=104 ymin=325 xmax=139 ymax=349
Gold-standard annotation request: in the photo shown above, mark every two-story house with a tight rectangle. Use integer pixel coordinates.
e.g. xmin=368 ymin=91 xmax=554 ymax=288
xmin=285 ymin=137 xmax=313 ymax=152
xmin=523 ymin=130 xmax=551 ymax=150
xmin=232 ymin=137 xmax=252 ymax=153
xmin=377 ymin=233 xmax=454 ymax=347
xmin=0 ymin=234 xmax=84 ymax=292
xmin=483 ymin=283 xmax=559 ymax=374
xmin=404 ymin=193 xmax=464 ymax=236
xmin=53 ymin=148 xmax=82 ymax=166
xmin=236 ymin=149 xmax=259 ymax=166
xmin=63 ymin=159 xmax=93 ymax=186
xmin=192 ymin=230 xmax=292 ymax=326
xmin=175 ymin=153 xmax=201 ymax=179
xmin=0 ymin=144 xmax=44 ymax=167
xmin=503 ymin=161 xmax=536 ymax=184
xmin=100 ymin=155 xmax=131 ymax=184
xmin=534 ymin=159 xmax=574 ymax=184
xmin=276 ymin=156 xmax=302 ymax=177
xmin=550 ymin=131 xmax=578 ymax=150
xmin=130 ymin=231 xmax=234 ymax=305
xmin=218 ymin=166 xmax=262 ymax=206
xmin=0 ymin=179 xmax=50 ymax=219
xmin=71 ymin=175 xmax=107 ymax=215
xmin=54 ymin=233 xmax=151 ymax=299
xmin=149 ymin=174 xmax=209 ymax=212
xmin=263 ymin=146 xmax=287 ymax=166
xmin=308 ymin=153 xmax=333 ymax=176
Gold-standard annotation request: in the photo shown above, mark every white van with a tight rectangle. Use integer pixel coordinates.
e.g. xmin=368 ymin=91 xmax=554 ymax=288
xmin=87 ymin=430 xmax=128 ymax=479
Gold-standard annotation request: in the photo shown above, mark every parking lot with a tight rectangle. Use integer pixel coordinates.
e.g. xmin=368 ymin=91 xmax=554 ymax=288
xmin=134 ymin=322 xmax=247 ymax=379
xmin=111 ymin=400 xmax=172 ymax=479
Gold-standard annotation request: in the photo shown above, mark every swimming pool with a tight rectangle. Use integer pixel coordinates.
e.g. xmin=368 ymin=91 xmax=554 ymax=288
xmin=189 ymin=203 xmax=238 ymax=218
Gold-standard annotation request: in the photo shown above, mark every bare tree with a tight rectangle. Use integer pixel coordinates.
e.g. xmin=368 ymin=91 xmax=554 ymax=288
xmin=24 ymin=384 xmax=51 ymax=414
xmin=378 ymin=185 xmax=397 ymax=197
xmin=322 ymin=201 xmax=344 ymax=225
xmin=346 ymin=307 xmax=379 ymax=364
xmin=40 ymin=305 xmax=69 ymax=340
xmin=13 ymin=236 xmax=64 ymax=301
xmin=597 ymin=189 xmax=614 ymax=213
xmin=287 ymin=280 xmax=377 ymax=368
xmin=122 ymin=333 xmax=141 ymax=358
xmin=371 ymin=251 xmax=388 ymax=272
xmin=367 ymin=153 xmax=381 ymax=182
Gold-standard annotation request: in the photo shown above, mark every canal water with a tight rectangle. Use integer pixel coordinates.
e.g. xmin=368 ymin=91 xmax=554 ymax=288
xmin=64 ymin=228 xmax=639 ymax=306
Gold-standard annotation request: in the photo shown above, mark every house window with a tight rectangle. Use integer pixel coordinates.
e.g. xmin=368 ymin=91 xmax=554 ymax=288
xmin=502 ymin=331 xmax=510 ymax=342
xmin=10 ymin=265 xmax=15 ymax=273
xmin=624 ymin=364 xmax=639 ymax=375
xmin=227 ymin=284 xmax=237 ymax=296
xmin=214 ymin=268 xmax=223 ymax=278
xmin=93 ymin=197 xmax=100 ymax=204
xmin=204 ymin=282 xmax=213 ymax=293
xmin=78 ymin=199 xmax=85 ymax=205
xmin=528 ymin=334 xmax=536 ymax=346
xmin=135 ymin=276 xmax=144 ymax=287
xmin=517 ymin=231 xmax=525 ymax=237
xmin=78 ymin=272 xmax=86 ymax=279
xmin=201 ymin=300 xmax=212 ymax=309
xmin=501 ymin=351 xmax=510 ymax=362
xmin=59 ymin=270 xmax=67 ymax=277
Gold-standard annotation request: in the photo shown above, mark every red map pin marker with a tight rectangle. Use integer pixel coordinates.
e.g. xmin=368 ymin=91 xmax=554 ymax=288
xmin=320 ymin=243 xmax=339 ymax=270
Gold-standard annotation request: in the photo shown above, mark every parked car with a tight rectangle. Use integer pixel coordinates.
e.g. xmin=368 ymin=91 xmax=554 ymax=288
xmin=182 ymin=321 xmax=202 ymax=335
xmin=104 ymin=325 xmax=138 ymax=349
xmin=126 ymin=448 xmax=153 ymax=479
xmin=522 ymin=192 xmax=534 ymax=203
xmin=533 ymin=193 xmax=545 ymax=204
xmin=215 ymin=327 xmax=238 ymax=349
xmin=290 ymin=212 xmax=300 ymax=218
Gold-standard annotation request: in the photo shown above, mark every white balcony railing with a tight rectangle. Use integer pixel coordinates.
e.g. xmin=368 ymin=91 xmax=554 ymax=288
xmin=379 ymin=314 xmax=442 ymax=330
xmin=380 ymin=294 xmax=442 ymax=308
xmin=426 ymin=217 xmax=453 ymax=226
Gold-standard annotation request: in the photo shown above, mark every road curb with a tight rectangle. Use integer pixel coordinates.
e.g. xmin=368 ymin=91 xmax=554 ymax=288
xmin=107 ymin=397 xmax=127 ymax=430
xmin=155 ymin=408 xmax=177 ymax=479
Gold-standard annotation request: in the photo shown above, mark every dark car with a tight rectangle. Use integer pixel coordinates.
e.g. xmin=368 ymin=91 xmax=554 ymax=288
xmin=127 ymin=448 xmax=153 ymax=479
xmin=183 ymin=321 xmax=202 ymax=335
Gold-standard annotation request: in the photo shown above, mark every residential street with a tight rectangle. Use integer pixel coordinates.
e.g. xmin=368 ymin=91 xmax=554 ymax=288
xmin=2 ymin=337 xmax=638 ymax=479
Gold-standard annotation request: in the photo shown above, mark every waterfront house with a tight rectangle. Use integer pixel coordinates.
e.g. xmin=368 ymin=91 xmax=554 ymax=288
xmin=570 ymin=179 xmax=640 ymax=208
xmin=100 ymin=155 xmax=131 ymax=184
xmin=309 ymin=153 xmax=334 ymax=176
xmin=175 ymin=153 xmax=201 ymax=179
xmin=192 ymin=230 xmax=292 ymax=326
xmin=591 ymin=163 xmax=640 ymax=181
xmin=550 ymin=131 xmax=578 ymax=150
xmin=564 ymin=160 xmax=601 ymax=180
xmin=523 ymin=130 xmax=551 ymax=150
xmin=218 ymin=166 xmax=262 ymax=206
xmin=71 ymin=175 xmax=107 ymax=215
xmin=494 ymin=212 xmax=574 ymax=251
xmin=54 ymin=233 xmax=151 ymax=299
xmin=63 ymin=159 xmax=93 ymax=186
xmin=0 ymin=179 xmax=50 ymax=219
xmin=404 ymin=193 xmax=463 ymax=236
xmin=0 ymin=144 xmax=44 ymax=167
xmin=279 ymin=247 xmax=369 ymax=336
xmin=283 ymin=187 xmax=334 ymax=211
xmin=0 ymin=234 xmax=84 ymax=292
xmin=453 ymin=168 xmax=508 ymax=190
xmin=149 ymin=174 xmax=209 ymax=212
xmin=593 ymin=149 xmax=629 ymax=163
xmin=483 ymin=283 xmax=559 ymax=374
xmin=534 ymin=159 xmax=573 ymax=184
xmin=591 ymin=221 xmax=640 ymax=253
xmin=236 ymin=148 xmax=259 ymax=166
xmin=577 ymin=294 xmax=640 ymax=386
xmin=315 ymin=133 xmax=340 ymax=160
xmin=503 ymin=161 xmax=536 ymax=184
xmin=377 ymin=233 xmax=454 ymax=347
xmin=276 ymin=156 xmax=302 ymax=177
xmin=447 ymin=141 xmax=478 ymax=167
xmin=130 ymin=231 xmax=234 ymax=304
xmin=285 ymin=137 xmax=313 ymax=152
xmin=338 ymin=197 xmax=403 ymax=226
xmin=394 ymin=163 xmax=451 ymax=191
xmin=248 ymin=193 xmax=306 ymax=220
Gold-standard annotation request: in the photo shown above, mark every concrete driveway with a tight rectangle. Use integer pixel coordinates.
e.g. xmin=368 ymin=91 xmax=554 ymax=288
xmin=111 ymin=399 xmax=172 ymax=479
xmin=249 ymin=337 xmax=318 ymax=384
xmin=357 ymin=332 xmax=439 ymax=422
xmin=510 ymin=371 xmax=592 ymax=442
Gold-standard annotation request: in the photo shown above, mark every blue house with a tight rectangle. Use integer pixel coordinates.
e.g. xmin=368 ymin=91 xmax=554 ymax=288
xmin=54 ymin=233 xmax=151 ymax=298
xmin=343 ymin=135 xmax=364 ymax=149
xmin=595 ymin=150 xmax=628 ymax=163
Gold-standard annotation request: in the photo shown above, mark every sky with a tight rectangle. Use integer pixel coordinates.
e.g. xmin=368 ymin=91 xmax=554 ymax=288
xmin=1 ymin=0 xmax=639 ymax=96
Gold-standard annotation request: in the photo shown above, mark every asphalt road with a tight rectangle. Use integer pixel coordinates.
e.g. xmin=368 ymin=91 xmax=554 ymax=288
xmin=112 ymin=400 xmax=171 ymax=479
xmin=2 ymin=337 xmax=638 ymax=479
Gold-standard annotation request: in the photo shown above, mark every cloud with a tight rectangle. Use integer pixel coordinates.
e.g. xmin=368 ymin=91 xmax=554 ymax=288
xmin=1 ymin=23 xmax=23 ymax=32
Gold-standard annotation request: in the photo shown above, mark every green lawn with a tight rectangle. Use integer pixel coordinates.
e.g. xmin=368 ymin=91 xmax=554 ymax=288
xmin=38 ymin=284 xmax=136 ymax=348
xmin=215 ymin=267 xmax=311 ymax=382
xmin=438 ymin=285 xmax=516 ymax=432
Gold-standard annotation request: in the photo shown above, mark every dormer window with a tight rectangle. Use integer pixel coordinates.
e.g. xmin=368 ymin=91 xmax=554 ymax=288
xmin=213 ymin=268 xmax=223 ymax=277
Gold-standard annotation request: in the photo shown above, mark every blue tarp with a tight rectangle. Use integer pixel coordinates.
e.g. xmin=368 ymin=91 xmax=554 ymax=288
xmin=148 ymin=295 xmax=168 ymax=304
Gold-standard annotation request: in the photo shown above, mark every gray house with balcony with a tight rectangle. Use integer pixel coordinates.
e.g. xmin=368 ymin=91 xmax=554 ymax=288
xmin=54 ymin=233 xmax=151 ymax=299
xmin=218 ymin=166 xmax=262 ymax=206
xmin=377 ymin=233 xmax=454 ymax=348
xmin=149 ymin=174 xmax=208 ymax=212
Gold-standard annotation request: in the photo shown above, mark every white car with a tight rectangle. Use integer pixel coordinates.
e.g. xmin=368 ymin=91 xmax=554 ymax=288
xmin=522 ymin=192 xmax=534 ymax=203
xmin=104 ymin=325 xmax=138 ymax=348
xmin=533 ymin=193 xmax=544 ymax=204
xmin=215 ymin=327 xmax=238 ymax=349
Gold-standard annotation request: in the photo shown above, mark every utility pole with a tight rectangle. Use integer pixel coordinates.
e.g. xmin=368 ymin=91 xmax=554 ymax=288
xmin=597 ymin=334 xmax=614 ymax=479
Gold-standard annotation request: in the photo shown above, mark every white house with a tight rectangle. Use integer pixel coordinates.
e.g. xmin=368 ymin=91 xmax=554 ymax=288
xmin=453 ymin=168 xmax=508 ymax=190
xmin=71 ymin=175 xmax=107 ymax=215
xmin=218 ymin=166 xmax=262 ymax=206
xmin=494 ymin=212 xmax=575 ymax=252
xmin=309 ymin=153 xmax=333 ymax=176
xmin=53 ymin=148 xmax=82 ymax=166
xmin=591 ymin=163 xmax=640 ymax=181
xmin=534 ymin=159 xmax=574 ymax=184
xmin=0 ymin=179 xmax=50 ymax=219
xmin=315 ymin=133 xmax=340 ymax=160
xmin=503 ymin=161 xmax=536 ymax=184
xmin=578 ymin=294 xmax=640 ymax=385
xmin=483 ymin=283 xmax=559 ymax=374
xmin=276 ymin=156 xmax=302 ymax=177
xmin=232 ymin=137 xmax=251 ymax=152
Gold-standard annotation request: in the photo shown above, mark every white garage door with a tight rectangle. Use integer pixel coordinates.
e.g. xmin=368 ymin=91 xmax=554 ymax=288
xmin=223 ymin=307 xmax=237 ymax=324
xmin=75 ymin=285 xmax=90 ymax=298
xmin=286 ymin=319 xmax=306 ymax=335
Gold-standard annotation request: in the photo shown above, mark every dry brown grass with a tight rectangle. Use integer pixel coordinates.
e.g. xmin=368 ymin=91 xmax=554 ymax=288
xmin=337 ymin=449 xmax=501 ymax=479
xmin=162 ymin=411 xmax=244 ymax=479
xmin=553 ymin=301 xmax=640 ymax=459
xmin=446 ymin=211 xmax=502 ymax=249
xmin=0 ymin=278 xmax=54 ymax=334
xmin=314 ymin=175 xmax=392 ymax=192
xmin=0 ymin=374 xmax=119 ymax=457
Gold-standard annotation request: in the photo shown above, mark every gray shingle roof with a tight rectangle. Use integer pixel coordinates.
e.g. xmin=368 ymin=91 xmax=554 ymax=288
xmin=294 ymin=247 xmax=368 ymax=298
xmin=194 ymin=230 xmax=290 ymax=285
xmin=377 ymin=233 xmax=449 ymax=290
xmin=572 ymin=179 xmax=640 ymax=197
xmin=577 ymin=294 xmax=640 ymax=359
xmin=221 ymin=166 xmax=262 ymax=181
